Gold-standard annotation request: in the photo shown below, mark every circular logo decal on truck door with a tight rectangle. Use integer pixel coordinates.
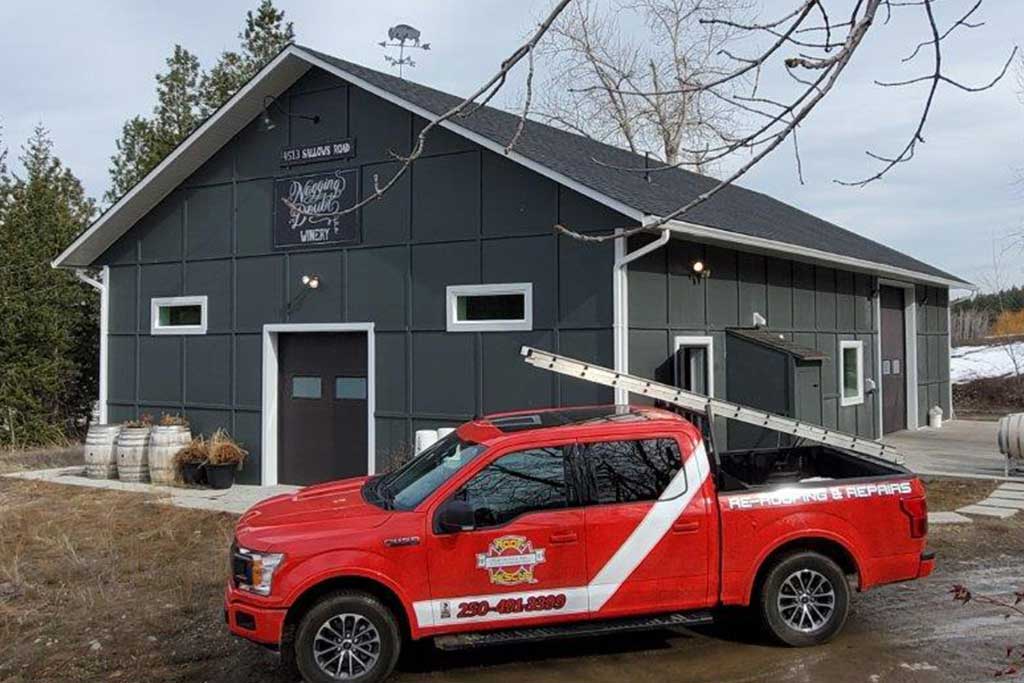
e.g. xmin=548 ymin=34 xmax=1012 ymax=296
xmin=476 ymin=535 xmax=547 ymax=586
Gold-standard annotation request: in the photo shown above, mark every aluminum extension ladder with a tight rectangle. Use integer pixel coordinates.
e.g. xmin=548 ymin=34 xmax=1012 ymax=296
xmin=520 ymin=346 xmax=904 ymax=465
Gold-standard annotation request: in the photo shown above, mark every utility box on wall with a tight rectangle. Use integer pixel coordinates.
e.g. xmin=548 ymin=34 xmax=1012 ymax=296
xmin=725 ymin=328 xmax=826 ymax=450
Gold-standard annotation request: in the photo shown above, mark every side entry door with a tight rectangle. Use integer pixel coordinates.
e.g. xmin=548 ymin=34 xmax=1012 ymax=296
xmin=424 ymin=444 xmax=588 ymax=629
xmin=580 ymin=437 xmax=711 ymax=618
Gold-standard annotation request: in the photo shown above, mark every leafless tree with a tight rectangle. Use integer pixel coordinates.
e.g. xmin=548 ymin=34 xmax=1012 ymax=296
xmin=286 ymin=0 xmax=1016 ymax=249
xmin=978 ymin=236 xmax=1024 ymax=379
xmin=534 ymin=0 xmax=750 ymax=174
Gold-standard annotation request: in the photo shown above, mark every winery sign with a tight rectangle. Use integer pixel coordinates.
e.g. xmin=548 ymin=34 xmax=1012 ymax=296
xmin=274 ymin=169 xmax=360 ymax=248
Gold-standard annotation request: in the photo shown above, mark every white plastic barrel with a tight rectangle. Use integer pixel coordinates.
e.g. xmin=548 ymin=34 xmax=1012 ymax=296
xmin=415 ymin=429 xmax=438 ymax=454
xmin=998 ymin=413 xmax=1024 ymax=475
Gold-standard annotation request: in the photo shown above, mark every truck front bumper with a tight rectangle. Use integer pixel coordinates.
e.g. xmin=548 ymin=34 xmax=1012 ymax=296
xmin=224 ymin=583 xmax=287 ymax=646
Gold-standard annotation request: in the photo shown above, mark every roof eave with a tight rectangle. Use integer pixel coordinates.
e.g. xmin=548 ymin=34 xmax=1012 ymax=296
xmin=663 ymin=218 xmax=974 ymax=291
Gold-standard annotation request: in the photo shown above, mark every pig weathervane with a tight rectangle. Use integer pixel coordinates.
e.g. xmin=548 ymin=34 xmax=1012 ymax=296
xmin=379 ymin=24 xmax=430 ymax=79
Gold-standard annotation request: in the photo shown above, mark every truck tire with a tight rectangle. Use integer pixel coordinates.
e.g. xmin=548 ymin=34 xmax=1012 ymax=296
xmin=294 ymin=591 xmax=401 ymax=683
xmin=758 ymin=551 xmax=850 ymax=647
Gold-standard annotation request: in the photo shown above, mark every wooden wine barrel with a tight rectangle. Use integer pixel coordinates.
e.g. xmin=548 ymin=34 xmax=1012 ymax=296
xmin=117 ymin=426 xmax=152 ymax=483
xmin=998 ymin=413 xmax=1024 ymax=474
xmin=84 ymin=424 xmax=122 ymax=479
xmin=148 ymin=425 xmax=191 ymax=484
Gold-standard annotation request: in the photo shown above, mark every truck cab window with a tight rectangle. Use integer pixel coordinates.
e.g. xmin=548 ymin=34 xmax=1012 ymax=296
xmin=454 ymin=447 xmax=568 ymax=528
xmin=584 ymin=439 xmax=683 ymax=504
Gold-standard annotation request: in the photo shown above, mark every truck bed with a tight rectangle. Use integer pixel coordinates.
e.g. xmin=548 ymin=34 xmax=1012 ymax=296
xmin=716 ymin=444 xmax=906 ymax=492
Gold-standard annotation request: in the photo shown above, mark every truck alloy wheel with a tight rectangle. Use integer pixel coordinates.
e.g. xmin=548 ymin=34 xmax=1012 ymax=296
xmin=759 ymin=551 xmax=850 ymax=647
xmin=295 ymin=591 xmax=401 ymax=683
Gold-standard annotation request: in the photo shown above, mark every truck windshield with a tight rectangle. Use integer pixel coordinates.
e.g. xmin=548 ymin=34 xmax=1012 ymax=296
xmin=377 ymin=434 xmax=486 ymax=511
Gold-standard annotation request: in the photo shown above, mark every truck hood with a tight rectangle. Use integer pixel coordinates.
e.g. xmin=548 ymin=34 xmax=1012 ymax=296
xmin=235 ymin=477 xmax=392 ymax=549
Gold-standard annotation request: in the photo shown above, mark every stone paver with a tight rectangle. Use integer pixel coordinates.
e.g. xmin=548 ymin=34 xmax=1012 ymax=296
xmin=928 ymin=511 xmax=973 ymax=524
xmin=2 ymin=466 xmax=297 ymax=514
xmin=991 ymin=488 xmax=1024 ymax=500
xmin=1000 ymin=482 xmax=1024 ymax=492
xmin=979 ymin=497 xmax=1024 ymax=510
xmin=957 ymin=504 xmax=1018 ymax=519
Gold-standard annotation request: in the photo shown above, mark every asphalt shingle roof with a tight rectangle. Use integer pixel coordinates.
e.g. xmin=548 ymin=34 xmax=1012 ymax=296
xmin=303 ymin=46 xmax=966 ymax=285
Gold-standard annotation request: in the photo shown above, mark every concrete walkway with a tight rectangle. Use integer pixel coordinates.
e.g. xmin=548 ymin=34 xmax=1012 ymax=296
xmin=883 ymin=419 xmax=1019 ymax=480
xmin=3 ymin=466 xmax=297 ymax=514
xmin=956 ymin=481 xmax=1024 ymax=519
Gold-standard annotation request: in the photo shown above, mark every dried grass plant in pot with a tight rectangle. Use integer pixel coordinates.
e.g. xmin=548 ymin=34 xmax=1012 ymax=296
xmin=205 ymin=430 xmax=247 ymax=489
xmin=174 ymin=437 xmax=208 ymax=486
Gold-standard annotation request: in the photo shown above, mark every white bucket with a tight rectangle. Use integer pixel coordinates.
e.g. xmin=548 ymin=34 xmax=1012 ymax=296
xmin=928 ymin=406 xmax=943 ymax=429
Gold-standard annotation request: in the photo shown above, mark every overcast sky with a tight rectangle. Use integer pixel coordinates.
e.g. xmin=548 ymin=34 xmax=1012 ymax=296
xmin=1 ymin=1 xmax=1020 ymax=290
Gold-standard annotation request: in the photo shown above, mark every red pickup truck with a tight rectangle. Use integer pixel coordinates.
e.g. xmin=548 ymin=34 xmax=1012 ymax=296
xmin=226 ymin=405 xmax=933 ymax=683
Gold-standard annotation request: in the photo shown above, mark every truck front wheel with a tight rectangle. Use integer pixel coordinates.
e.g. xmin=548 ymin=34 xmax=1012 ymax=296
xmin=294 ymin=591 xmax=402 ymax=683
xmin=758 ymin=551 xmax=850 ymax=647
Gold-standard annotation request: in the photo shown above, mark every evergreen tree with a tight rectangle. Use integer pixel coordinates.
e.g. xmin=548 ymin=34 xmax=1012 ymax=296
xmin=200 ymin=0 xmax=295 ymax=114
xmin=0 ymin=126 xmax=97 ymax=447
xmin=105 ymin=1 xmax=294 ymax=204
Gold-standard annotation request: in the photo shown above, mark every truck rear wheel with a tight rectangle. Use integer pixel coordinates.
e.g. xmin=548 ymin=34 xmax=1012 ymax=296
xmin=758 ymin=551 xmax=850 ymax=647
xmin=294 ymin=591 xmax=401 ymax=683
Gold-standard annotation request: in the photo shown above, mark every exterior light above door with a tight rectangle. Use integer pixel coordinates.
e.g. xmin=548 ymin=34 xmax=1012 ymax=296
xmin=301 ymin=274 xmax=320 ymax=290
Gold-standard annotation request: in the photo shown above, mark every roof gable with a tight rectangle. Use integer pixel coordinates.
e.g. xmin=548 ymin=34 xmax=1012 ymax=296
xmin=54 ymin=44 xmax=968 ymax=288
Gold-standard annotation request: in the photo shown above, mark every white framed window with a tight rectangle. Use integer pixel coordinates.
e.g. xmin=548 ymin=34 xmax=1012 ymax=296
xmin=674 ymin=335 xmax=714 ymax=396
xmin=446 ymin=283 xmax=533 ymax=332
xmin=839 ymin=340 xmax=864 ymax=406
xmin=151 ymin=296 xmax=208 ymax=335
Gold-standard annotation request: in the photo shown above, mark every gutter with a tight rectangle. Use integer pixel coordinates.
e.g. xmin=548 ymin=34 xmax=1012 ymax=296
xmin=612 ymin=220 xmax=671 ymax=405
xmin=74 ymin=267 xmax=109 ymax=425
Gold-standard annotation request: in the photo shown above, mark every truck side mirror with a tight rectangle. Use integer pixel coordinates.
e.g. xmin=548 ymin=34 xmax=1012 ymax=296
xmin=437 ymin=499 xmax=475 ymax=534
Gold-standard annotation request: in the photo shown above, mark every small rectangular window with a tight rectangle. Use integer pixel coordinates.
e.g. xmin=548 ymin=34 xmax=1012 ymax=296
xmin=446 ymin=283 xmax=532 ymax=332
xmin=151 ymin=296 xmax=207 ymax=335
xmin=584 ymin=439 xmax=683 ymax=504
xmin=335 ymin=377 xmax=367 ymax=400
xmin=292 ymin=376 xmax=322 ymax=399
xmin=839 ymin=340 xmax=864 ymax=406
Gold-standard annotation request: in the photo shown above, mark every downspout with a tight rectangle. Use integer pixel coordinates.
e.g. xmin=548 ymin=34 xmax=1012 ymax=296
xmin=612 ymin=219 xmax=671 ymax=405
xmin=74 ymin=267 xmax=109 ymax=425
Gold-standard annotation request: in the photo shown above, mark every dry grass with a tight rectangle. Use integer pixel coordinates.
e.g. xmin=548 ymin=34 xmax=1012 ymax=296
xmin=0 ymin=479 xmax=285 ymax=682
xmin=922 ymin=477 xmax=997 ymax=512
xmin=0 ymin=446 xmax=83 ymax=475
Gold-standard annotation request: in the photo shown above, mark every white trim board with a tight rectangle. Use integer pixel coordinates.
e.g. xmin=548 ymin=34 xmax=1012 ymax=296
xmin=445 ymin=282 xmax=533 ymax=333
xmin=260 ymin=323 xmax=376 ymax=486
xmin=838 ymin=339 xmax=865 ymax=408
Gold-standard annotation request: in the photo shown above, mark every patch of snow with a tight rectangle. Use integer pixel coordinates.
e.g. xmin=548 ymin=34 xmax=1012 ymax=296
xmin=950 ymin=343 xmax=1024 ymax=383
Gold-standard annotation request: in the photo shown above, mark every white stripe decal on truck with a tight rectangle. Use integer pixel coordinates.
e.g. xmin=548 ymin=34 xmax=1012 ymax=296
xmin=413 ymin=441 xmax=710 ymax=627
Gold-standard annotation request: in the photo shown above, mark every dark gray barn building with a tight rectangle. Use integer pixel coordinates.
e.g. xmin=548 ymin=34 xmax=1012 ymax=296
xmin=54 ymin=45 xmax=969 ymax=486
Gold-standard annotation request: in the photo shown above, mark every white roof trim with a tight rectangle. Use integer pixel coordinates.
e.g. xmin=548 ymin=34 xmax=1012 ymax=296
xmin=54 ymin=44 xmax=968 ymax=291
xmin=664 ymin=219 xmax=973 ymax=290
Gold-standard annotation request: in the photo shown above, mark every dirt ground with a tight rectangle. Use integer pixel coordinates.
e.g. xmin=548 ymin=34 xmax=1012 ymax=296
xmin=0 ymin=475 xmax=1021 ymax=683
xmin=953 ymin=376 xmax=1024 ymax=420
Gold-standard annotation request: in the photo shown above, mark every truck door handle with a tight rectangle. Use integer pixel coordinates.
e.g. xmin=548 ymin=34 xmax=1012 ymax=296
xmin=671 ymin=521 xmax=700 ymax=534
xmin=550 ymin=531 xmax=578 ymax=544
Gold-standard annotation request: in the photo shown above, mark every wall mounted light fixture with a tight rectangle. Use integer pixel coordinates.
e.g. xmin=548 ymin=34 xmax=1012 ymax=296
xmin=261 ymin=95 xmax=321 ymax=132
xmin=689 ymin=260 xmax=711 ymax=283
xmin=301 ymin=274 xmax=320 ymax=290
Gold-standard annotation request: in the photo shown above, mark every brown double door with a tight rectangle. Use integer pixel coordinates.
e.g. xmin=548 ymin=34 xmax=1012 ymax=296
xmin=278 ymin=332 xmax=368 ymax=485
xmin=880 ymin=287 xmax=907 ymax=434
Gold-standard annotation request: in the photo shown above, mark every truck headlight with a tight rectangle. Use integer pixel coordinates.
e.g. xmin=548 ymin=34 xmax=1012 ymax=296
xmin=233 ymin=547 xmax=285 ymax=596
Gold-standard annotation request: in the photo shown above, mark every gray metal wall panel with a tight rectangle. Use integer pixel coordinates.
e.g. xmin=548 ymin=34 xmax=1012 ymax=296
xmin=815 ymin=267 xmax=837 ymax=331
xmin=108 ymin=266 xmax=138 ymax=334
xmin=412 ymin=152 xmax=480 ymax=241
xmin=706 ymin=247 xmax=738 ymax=328
xmin=836 ymin=270 xmax=855 ymax=331
xmin=413 ymin=115 xmax=476 ymax=156
xmin=766 ymin=257 xmax=793 ymax=330
xmin=234 ymin=335 xmax=262 ymax=409
xmin=138 ymin=263 xmax=182 ymax=331
xmin=107 ymin=335 xmax=136 ymax=403
xmin=668 ymin=240 xmax=706 ymax=327
xmin=737 ymin=253 xmax=766 ymax=327
xmin=236 ymin=256 xmax=285 ymax=332
xmin=290 ymin=86 xmax=349 ymax=147
xmin=627 ymin=243 xmax=668 ymax=329
xmin=347 ymin=246 xmax=408 ymax=330
xmin=185 ymin=336 xmax=232 ymax=406
xmin=186 ymin=185 xmax=233 ymax=259
xmin=412 ymin=332 xmax=476 ymax=416
xmin=138 ymin=196 xmax=183 ymax=263
xmin=558 ymin=236 xmax=614 ymax=327
xmin=185 ymin=260 xmax=233 ymax=333
xmin=482 ymin=152 xmax=558 ymax=237
xmin=236 ymin=180 xmax=274 ymax=256
xmin=374 ymin=331 xmax=408 ymax=414
xmin=349 ymin=88 xmax=412 ymax=163
xmin=792 ymin=262 xmax=816 ymax=330
xmin=233 ymin=410 xmax=262 ymax=484
xmin=482 ymin=331 xmax=557 ymax=413
xmin=558 ymin=329 xmax=614 ymax=405
xmin=183 ymin=147 xmax=233 ymax=188
xmin=139 ymin=336 xmax=182 ymax=403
